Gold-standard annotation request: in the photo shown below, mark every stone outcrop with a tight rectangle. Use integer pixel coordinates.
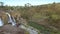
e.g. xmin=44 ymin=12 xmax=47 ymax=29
xmin=0 ymin=24 xmax=25 ymax=34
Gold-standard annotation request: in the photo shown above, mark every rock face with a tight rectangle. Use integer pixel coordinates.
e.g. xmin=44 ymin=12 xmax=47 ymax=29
xmin=0 ymin=24 xmax=25 ymax=34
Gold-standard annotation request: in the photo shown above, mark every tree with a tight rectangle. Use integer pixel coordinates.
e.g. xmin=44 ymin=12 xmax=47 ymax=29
xmin=0 ymin=2 xmax=4 ymax=7
xmin=25 ymin=3 xmax=31 ymax=7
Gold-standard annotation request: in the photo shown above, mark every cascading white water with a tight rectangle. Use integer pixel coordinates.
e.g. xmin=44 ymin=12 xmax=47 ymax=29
xmin=5 ymin=13 xmax=16 ymax=26
xmin=0 ymin=18 xmax=4 ymax=26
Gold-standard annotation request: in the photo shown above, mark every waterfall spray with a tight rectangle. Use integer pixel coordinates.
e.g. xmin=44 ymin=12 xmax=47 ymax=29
xmin=5 ymin=13 xmax=16 ymax=26
xmin=0 ymin=18 xmax=4 ymax=26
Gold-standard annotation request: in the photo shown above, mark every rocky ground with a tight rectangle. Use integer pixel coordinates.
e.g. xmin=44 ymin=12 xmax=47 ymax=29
xmin=0 ymin=24 xmax=26 ymax=34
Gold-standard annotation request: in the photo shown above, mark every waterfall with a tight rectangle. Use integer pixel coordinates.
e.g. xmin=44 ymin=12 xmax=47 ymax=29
xmin=0 ymin=18 xmax=4 ymax=26
xmin=5 ymin=13 xmax=16 ymax=26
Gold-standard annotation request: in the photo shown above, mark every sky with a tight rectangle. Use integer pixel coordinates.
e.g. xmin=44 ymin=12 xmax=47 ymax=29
xmin=0 ymin=0 xmax=60 ymax=6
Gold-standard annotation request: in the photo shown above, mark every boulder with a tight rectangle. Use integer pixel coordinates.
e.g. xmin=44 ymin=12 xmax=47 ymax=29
xmin=0 ymin=24 xmax=25 ymax=34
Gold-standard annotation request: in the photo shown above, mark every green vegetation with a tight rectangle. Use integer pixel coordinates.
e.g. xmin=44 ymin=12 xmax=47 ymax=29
xmin=0 ymin=2 xmax=60 ymax=34
xmin=28 ymin=21 xmax=60 ymax=34
xmin=28 ymin=21 xmax=49 ymax=34
xmin=25 ymin=31 xmax=29 ymax=34
xmin=28 ymin=21 xmax=45 ymax=30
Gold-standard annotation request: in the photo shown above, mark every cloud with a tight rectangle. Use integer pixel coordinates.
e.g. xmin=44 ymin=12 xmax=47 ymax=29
xmin=0 ymin=0 xmax=60 ymax=6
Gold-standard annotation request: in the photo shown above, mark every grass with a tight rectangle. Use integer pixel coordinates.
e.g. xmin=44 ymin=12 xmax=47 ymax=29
xmin=28 ymin=21 xmax=60 ymax=34
xmin=28 ymin=21 xmax=49 ymax=34
xmin=28 ymin=21 xmax=45 ymax=30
